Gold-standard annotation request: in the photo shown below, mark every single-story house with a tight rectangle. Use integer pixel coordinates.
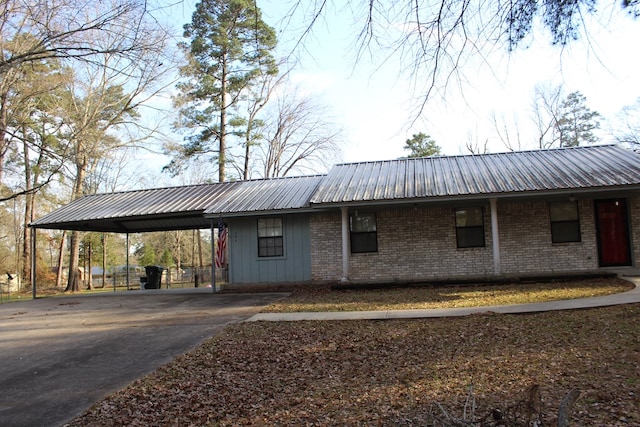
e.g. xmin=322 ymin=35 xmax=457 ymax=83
xmin=30 ymin=144 xmax=640 ymax=287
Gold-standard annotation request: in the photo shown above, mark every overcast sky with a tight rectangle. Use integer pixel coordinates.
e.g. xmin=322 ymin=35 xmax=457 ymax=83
xmin=257 ymin=1 xmax=640 ymax=161
xmin=143 ymin=1 xmax=640 ymax=187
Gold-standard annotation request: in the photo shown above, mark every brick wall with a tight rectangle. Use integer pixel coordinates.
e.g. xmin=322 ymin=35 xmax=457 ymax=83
xmin=310 ymin=212 xmax=342 ymax=281
xmin=310 ymin=196 xmax=639 ymax=283
xmin=498 ymin=200 xmax=597 ymax=274
xmin=310 ymin=205 xmax=494 ymax=282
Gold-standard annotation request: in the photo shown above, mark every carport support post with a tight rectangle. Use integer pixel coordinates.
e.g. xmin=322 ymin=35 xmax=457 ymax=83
xmin=126 ymin=233 xmax=130 ymax=290
xmin=211 ymin=220 xmax=216 ymax=292
xmin=340 ymin=207 xmax=350 ymax=282
xmin=31 ymin=226 xmax=37 ymax=299
xmin=490 ymin=198 xmax=501 ymax=275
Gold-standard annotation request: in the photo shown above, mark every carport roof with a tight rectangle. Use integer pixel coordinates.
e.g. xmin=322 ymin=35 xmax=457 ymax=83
xmin=30 ymin=175 xmax=325 ymax=233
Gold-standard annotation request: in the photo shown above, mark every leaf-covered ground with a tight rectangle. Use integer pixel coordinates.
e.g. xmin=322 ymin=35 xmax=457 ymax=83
xmin=69 ymin=292 xmax=640 ymax=426
xmin=262 ymin=277 xmax=633 ymax=313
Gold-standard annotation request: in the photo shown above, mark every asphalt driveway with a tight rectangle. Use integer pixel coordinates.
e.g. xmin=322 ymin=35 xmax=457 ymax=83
xmin=0 ymin=289 xmax=287 ymax=427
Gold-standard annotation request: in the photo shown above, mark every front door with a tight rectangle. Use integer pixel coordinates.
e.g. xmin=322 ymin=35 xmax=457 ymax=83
xmin=595 ymin=198 xmax=632 ymax=267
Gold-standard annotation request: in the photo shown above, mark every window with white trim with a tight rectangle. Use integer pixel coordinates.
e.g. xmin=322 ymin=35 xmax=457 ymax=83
xmin=258 ymin=218 xmax=284 ymax=257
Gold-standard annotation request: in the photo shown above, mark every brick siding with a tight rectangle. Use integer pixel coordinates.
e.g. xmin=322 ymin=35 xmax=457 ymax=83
xmin=498 ymin=200 xmax=597 ymax=274
xmin=310 ymin=197 xmax=639 ymax=283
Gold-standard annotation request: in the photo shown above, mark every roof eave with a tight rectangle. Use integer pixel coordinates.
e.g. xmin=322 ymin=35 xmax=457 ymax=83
xmin=204 ymin=207 xmax=326 ymax=218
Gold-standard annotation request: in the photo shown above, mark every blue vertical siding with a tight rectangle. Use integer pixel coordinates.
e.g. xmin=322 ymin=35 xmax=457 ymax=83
xmin=228 ymin=214 xmax=311 ymax=284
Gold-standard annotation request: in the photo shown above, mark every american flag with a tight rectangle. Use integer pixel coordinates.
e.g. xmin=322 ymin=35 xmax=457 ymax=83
xmin=215 ymin=219 xmax=227 ymax=268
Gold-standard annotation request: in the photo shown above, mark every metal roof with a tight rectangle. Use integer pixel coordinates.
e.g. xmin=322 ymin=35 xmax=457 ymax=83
xmin=30 ymin=182 xmax=236 ymax=232
xmin=203 ymin=175 xmax=324 ymax=216
xmin=310 ymin=145 xmax=640 ymax=205
xmin=30 ymin=175 xmax=324 ymax=232
xmin=30 ymin=145 xmax=640 ymax=233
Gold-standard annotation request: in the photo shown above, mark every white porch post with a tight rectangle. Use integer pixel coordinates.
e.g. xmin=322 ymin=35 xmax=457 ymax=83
xmin=490 ymin=198 xmax=501 ymax=275
xmin=340 ymin=207 xmax=350 ymax=282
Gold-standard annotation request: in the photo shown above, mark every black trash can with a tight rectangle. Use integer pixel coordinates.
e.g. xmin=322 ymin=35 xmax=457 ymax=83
xmin=144 ymin=266 xmax=164 ymax=289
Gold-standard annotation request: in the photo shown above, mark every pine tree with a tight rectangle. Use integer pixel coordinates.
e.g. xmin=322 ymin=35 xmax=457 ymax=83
xmin=173 ymin=0 xmax=278 ymax=182
xmin=403 ymin=133 xmax=441 ymax=158
xmin=556 ymin=91 xmax=601 ymax=147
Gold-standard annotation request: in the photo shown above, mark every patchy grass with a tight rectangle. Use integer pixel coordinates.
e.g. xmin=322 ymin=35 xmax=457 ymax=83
xmin=264 ymin=277 xmax=634 ymax=313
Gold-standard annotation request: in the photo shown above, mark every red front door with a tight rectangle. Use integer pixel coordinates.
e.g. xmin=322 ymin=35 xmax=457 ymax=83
xmin=595 ymin=199 xmax=631 ymax=267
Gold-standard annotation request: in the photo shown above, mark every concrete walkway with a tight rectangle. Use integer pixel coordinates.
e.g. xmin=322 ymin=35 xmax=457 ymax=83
xmin=247 ymin=276 xmax=640 ymax=322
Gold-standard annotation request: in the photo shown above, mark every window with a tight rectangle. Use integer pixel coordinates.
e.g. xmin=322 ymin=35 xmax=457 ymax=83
xmin=258 ymin=218 xmax=284 ymax=257
xmin=455 ymin=207 xmax=485 ymax=248
xmin=550 ymin=201 xmax=581 ymax=243
xmin=350 ymin=212 xmax=378 ymax=253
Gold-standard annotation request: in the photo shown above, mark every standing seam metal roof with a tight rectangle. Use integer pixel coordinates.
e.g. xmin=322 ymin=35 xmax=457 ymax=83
xmin=309 ymin=145 xmax=640 ymax=204
xmin=202 ymin=175 xmax=325 ymax=215
xmin=30 ymin=145 xmax=640 ymax=232
xmin=30 ymin=176 xmax=324 ymax=232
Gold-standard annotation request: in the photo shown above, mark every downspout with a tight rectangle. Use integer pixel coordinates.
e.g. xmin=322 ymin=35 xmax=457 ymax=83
xmin=341 ymin=207 xmax=350 ymax=282
xmin=490 ymin=198 xmax=501 ymax=275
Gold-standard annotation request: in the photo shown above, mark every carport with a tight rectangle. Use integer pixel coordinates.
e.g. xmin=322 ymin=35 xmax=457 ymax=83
xmin=28 ymin=182 xmax=241 ymax=297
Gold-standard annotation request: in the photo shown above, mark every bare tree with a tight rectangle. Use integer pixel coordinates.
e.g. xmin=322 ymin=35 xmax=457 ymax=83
xmin=463 ymin=132 xmax=489 ymax=155
xmin=612 ymin=98 xmax=640 ymax=148
xmin=531 ymin=84 xmax=565 ymax=149
xmin=48 ymin=4 xmax=172 ymax=292
xmin=0 ymin=39 xmax=73 ymax=283
xmin=492 ymin=112 xmax=525 ymax=152
xmin=284 ymin=1 xmax=639 ymax=113
xmin=260 ymin=88 xmax=342 ymax=178
xmin=0 ymin=0 xmax=161 ymax=72
xmin=0 ymin=1 xmax=174 ymax=197
xmin=529 ymin=85 xmax=600 ymax=149
xmin=0 ymin=0 xmax=165 ymax=190
xmin=228 ymin=67 xmax=285 ymax=180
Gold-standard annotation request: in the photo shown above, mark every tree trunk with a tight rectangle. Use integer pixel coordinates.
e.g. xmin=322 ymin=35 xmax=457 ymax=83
xmin=219 ymin=58 xmax=227 ymax=183
xmin=175 ymin=230 xmax=181 ymax=279
xmin=56 ymin=231 xmax=66 ymax=288
xmin=65 ymin=230 xmax=81 ymax=292
xmin=0 ymin=92 xmax=8 ymax=184
xmin=244 ymin=134 xmax=250 ymax=180
xmin=66 ymin=162 xmax=86 ymax=292
xmin=22 ymin=133 xmax=33 ymax=285
xmin=197 ymin=229 xmax=204 ymax=268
